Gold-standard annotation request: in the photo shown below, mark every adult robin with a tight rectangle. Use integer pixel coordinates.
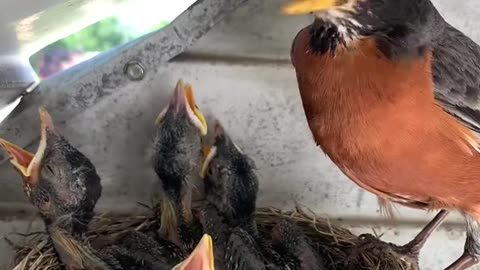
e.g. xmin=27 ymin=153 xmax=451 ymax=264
xmin=281 ymin=0 xmax=480 ymax=269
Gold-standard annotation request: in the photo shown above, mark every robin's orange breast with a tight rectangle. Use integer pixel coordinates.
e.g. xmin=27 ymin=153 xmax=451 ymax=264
xmin=291 ymin=26 xmax=480 ymax=217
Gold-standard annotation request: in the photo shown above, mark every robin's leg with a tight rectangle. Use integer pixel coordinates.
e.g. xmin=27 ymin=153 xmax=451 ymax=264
xmin=397 ymin=210 xmax=449 ymax=257
xmin=350 ymin=210 xmax=448 ymax=269
xmin=444 ymin=215 xmax=480 ymax=270
xmin=388 ymin=210 xmax=449 ymax=269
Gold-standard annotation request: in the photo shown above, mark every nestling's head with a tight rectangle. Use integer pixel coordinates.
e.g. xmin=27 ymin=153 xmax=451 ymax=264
xmin=0 ymin=108 xmax=101 ymax=229
xmin=172 ymin=234 xmax=215 ymax=270
xmin=282 ymin=0 xmax=440 ymax=54
xmin=151 ymin=79 xmax=207 ymax=194
xmin=200 ymin=121 xmax=258 ymax=220
xmin=271 ymin=219 xmax=306 ymax=253
xmin=271 ymin=219 xmax=323 ymax=269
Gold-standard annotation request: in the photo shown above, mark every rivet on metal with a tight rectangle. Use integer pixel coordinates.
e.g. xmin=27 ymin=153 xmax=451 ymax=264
xmin=124 ymin=61 xmax=145 ymax=81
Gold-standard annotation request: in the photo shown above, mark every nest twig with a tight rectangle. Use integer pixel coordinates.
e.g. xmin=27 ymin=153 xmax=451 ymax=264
xmin=8 ymin=207 xmax=413 ymax=270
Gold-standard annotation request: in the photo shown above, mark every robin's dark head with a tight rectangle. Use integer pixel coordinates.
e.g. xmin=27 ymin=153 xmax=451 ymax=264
xmin=200 ymin=121 xmax=258 ymax=221
xmin=0 ymin=108 xmax=101 ymax=231
xmin=283 ymin=0 xmax=442 ymax=57
xmin=151 ymin=79 xmax=207 ymax=195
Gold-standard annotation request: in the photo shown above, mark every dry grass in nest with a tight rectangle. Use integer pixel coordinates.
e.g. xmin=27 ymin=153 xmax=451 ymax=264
xmin=7 ymin=207 xmax=414 ymax=270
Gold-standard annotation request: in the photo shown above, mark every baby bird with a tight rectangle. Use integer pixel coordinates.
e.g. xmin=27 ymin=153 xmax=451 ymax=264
xmin=200 ymin=121 xmax=259 ymax=235
xmin=225 ymin=228 xmax=266 ymax=270
xmin=200 ymin=121 xmax=270 ymax=270
xmin=271 ymin=220 xmax=326 ymax=270
xmin=0 ymin=108 xmax=101 ymax=236
xmin=173 ymin=234 xmax=216 ymax=270
xmin=197 ymin=204 xmax=231 ymax=270
xmin=151 ymin=79 xmax=207 ymax=248
xmin=104 ymin=233 xmax=216 ymax=270
xmin=0 ymin=107 xmax=110 ymax=269
xmin=0 ymin=108 xmax=215 ymax=270
xmin=114 ymin=230 xmax=187 ymax=268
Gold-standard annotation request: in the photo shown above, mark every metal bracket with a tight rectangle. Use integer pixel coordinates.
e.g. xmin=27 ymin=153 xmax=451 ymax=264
xmin=0 ymin=0 xmax=248 ymax=158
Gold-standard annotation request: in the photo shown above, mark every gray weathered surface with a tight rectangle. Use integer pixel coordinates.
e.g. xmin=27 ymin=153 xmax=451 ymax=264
xmin=0 ymin=0 xmax=479 ymax=269
xmin=0 ymin=0 xmax=248 ymax=165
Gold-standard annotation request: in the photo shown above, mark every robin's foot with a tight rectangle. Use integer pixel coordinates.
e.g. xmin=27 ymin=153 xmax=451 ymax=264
xmin=388 ymin=210 xmax=449 ymax=269
xmin=396 ymin=210 xmax=449 ymax=255
xmin=345 ymin=210 xmax=448 ymax=269
xmin=388 ymin=243 xmax=423 ymax=270
xmin=445 ymin=215 xmax=480 ymax=270
xmin=345 ymin=234 xmax=415 ymax=269
xmin=444 ymin=253 xmax=479 ymax=270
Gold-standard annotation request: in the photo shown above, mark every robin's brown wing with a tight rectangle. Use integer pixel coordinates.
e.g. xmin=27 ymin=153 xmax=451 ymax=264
xmin=433 ymin=23 xmax=480 ymax=133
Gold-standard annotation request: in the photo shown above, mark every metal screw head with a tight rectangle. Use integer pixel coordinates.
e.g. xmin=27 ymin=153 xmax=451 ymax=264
xmin=124 ymin=61 xmax=145 ymax=81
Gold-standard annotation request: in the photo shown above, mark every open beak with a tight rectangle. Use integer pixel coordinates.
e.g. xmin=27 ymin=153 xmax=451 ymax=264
xmin=0 ymin=107 xmax=55 ymax=185
xmin=281 ymin=0 xmax=345 ymax=15
xmin=199 ymin=121 xmax=230 ymax=178
xmin=0 ymin=138 xmax=33 ymax=177
xmin=172 ymin=234 xmax=214 ymax=270
xmin=155 ymin=79 xmax=208 ymax=136
xmin=199 ymin=145 xmax=217 ymax=179
xmin=184 ymin=83 xmax=208 ymax=136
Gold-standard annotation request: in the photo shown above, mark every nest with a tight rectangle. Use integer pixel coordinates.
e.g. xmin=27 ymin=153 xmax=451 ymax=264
xmin=8 ymin=207 xmax=414 ymax=270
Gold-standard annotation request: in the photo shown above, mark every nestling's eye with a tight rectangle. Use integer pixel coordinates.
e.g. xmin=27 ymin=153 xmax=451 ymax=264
xmin=45 ymin=165 xmax=55 ymax=175
xmin=207 ymin=168 xmax=214 ymax=176
xmin=72 ymin=181 xmax=82 ymax=190
xmin=38 ymin=195 xmax=51 ymax=211
xmin=220 ymin=168 xmax=230 ymax=177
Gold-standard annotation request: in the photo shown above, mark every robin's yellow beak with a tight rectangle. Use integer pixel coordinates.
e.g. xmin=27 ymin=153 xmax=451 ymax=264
xmin=281 ymin=0 xmax=350 ymax=15
xmin=155 ymin=79 xmax=208 ymax=136
xmin=0 ymin=107 xmax=54 ymax=185
xmin=172 ymin=234 xmax=214 ymax=270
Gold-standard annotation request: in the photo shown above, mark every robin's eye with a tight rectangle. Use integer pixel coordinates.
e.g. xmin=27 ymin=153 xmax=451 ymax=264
xmin=207 ymin=168 xmax=213 ymax=176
